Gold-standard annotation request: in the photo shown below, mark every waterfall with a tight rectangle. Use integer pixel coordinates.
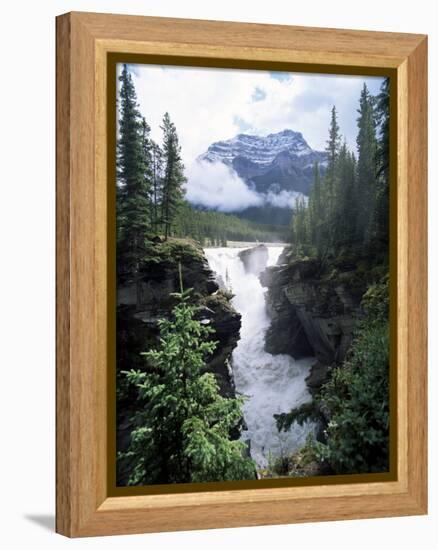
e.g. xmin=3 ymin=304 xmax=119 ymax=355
xmin=204 ymin=245 xmax=315 ymax=471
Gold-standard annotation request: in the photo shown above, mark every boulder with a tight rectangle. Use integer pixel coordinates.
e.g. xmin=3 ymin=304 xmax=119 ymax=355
xmin=261 ymin=251 xmax=364 ymax=365
xmin=238 ymin=244 xmax=269 ymax=276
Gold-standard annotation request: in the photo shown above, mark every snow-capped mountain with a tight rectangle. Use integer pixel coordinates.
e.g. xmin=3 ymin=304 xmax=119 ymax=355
xmin=198 ymin=129 xmax=327 ymax=196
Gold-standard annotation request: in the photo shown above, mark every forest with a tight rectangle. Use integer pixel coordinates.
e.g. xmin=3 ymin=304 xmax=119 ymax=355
xmin=290 ymin=79 xmax=389 ymax=258
xmin=116 ymin=62 xmax=390 ymax=485
xmin=271 ymin=78 xmax=390 ymax=476
xmin=116 ymin=64 xmax=257 ymax=484
xmin=116 ymin=63 xmax=283 ymax=263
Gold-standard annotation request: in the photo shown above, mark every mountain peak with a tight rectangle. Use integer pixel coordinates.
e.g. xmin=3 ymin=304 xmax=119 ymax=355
xmin=199 ymin=129 xmax=318 ymax=167
xmin=197 ymin=129 xmax=327 ymax=197
xmin=268 ymin=128 xmax=302 ymax=138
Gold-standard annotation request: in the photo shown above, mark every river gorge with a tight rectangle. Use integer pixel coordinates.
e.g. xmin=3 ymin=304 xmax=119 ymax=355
xmin=205 ymin=245 xmax=315 ymax=470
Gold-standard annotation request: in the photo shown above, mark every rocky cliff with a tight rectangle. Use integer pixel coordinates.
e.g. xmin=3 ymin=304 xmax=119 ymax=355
xmin=260 ymin=247 xmax=373 ymax=390
xmin=116 ymin=238 xmax=242 ymax=483
xmin=238 ymin=244 xmax=269 ymax=276
xmin=117 ymin=237 xmax=242 ymax=396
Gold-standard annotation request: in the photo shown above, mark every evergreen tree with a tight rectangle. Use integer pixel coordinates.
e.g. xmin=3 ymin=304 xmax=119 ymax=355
xmin=150 ymin=140 xmax=164 ymax=232
xmin=312 ymin=279 xmax=390 ymax=474
xmin=325 ymin=106 xmax=342 ymax=216
xmin=291 ymin=196 xmax=307 ymax=253
xmin=356 ymin=83 xmax=378 ymax=243
xmin=333 ymin=142 xmax=357 ymax=249
xmin=117 ymin=64 xmax=152 ymax=290
xmin=171 ymin=203 xmax=287 ymax=244
xmin=121 ymin=267 xmax=256 ymax=485
xmin=373 ymin=77 xmax=390 ymax=246
xmin=308 ymin=161 xmax=324 ymax=255
xmin=161 ymin=113 xmax=186 ymax=239
xmin=287 ymin=100 xmax=368 ymax=259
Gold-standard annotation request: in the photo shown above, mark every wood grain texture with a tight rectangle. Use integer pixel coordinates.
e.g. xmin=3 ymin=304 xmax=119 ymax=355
xmin=56 ymin=13 xmax=71 ymax=537
xmin=75 ymin=11 xmax=423 ymax=67
xmin=406 ymin=37 xmax=428 ymax=511
xmin=56 ymin=11 xmax=428 ymax=537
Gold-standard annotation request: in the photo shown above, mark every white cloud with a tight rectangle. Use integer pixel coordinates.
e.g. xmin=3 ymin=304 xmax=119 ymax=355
xmin=186 ymin=161 xmax=308 ymax=212
xmin=264 ymin=189 xmax=308 ymax=209
xmin=185 ymin=161 xmax=262 ymax=212
xmin=119 ymin=63 xmax=385 ymax=165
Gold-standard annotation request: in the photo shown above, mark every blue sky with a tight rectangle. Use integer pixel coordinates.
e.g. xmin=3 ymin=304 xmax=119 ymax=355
xmin=120 ymin=64 xmax=384 ymax=165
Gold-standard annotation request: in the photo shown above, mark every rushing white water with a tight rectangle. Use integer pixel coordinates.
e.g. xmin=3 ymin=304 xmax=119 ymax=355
xmin=204 ymin=245 xmax=315 ymax=470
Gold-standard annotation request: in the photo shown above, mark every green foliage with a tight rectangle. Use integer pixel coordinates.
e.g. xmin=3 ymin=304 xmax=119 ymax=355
xmin=140 ymin=236 xmax=205 ymax=267
xmin=290 ymin=79 xmax=389 ymax=261
xmin=173 ymin=201 xmax=288 ymax=244
xmin=356 ymin=83 xmax=378 ymax=242
xmin=150 ymin=140 xmax=164 ymax=232
xmin=290 ymin=195 xmax=308 ymax=256
xmin=361 ymin=275 xmax=389 ymax=323
xmin=120 ymin=273 xmax=256 ymax=485
xmin=275 ymin=401 xmax=321 ymax=431
xmin=309 ymin=278 xmax=390 ymax=474
xmin=274 ymin=277 xmax=389 ymax=476
xmin=325 ymin=105 xmax=342 ymax=221
xmin=160 ymin=112 xmax=187 ymax=239
xmin=373 ymin=77 xmax=390 ymax=245
xmin=117 ymin=64 xmax=289 ymax=255
xmin=116 ymin=68 xmax=189 ymax=285
xmin=117 ymin=64 xmax=153 ymax=282
xmin=313 ymin=319 xmax=389 ymax=474
xmin=332 ymin=142 xmax=357 ymax=249
xmin=261 ymin=435 xmax=321 ymax=478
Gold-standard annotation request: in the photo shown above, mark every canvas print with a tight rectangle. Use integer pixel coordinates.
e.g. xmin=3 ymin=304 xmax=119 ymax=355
xmin=115 ymin=63 xmax=390 ymax=487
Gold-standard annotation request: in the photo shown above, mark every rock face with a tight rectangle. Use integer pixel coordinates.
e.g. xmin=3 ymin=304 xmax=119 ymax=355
xmin=260 ymin=262 xmax=313 ymax=359
xmin=118 ymin=243 xmax=218 ymax=324
xmin=117 ymin=238 xmax=241 ymax=396
xmin=238 ymin=244 xmax=269 ymax=276
xmin=116 ymin=238 xmax=242 ymax=484
xmin=261 ymin=251 xmax=364 ymax=367
xmin=198 ymin=292 xmax=241 ymax=397
xmin=199 ymin=129 xmax=327 ymax=196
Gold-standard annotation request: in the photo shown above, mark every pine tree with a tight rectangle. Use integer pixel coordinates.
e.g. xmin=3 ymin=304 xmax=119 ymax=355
xmin=161 ymin=113 xmax=186 ymax=240
xmin=320 ymin=106 xmax=342 ymax=250
xmin=121 ymin=267 xmax=256 ymax=484
xmin=356 ymin=83 xmax=378 ymax=243
xmin=332 ymin=141 xmax=357 ymax=249
xmin=373 ymin=77 xmax=390 ymax=246
xmin=117 ymin=64 xmax=152 ymax=290
xmin=150 ymin=140 xmax=164 ymax=233
xmin=325 ymin=106 xmax=342 ymax=212
xmin=308 ymin=161 xmax=323 ymax=254
xmin=291 ymin=196 xmax=307 ymax=254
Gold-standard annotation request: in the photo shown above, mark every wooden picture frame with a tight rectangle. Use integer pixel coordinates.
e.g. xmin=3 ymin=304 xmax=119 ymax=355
xmin=56 ymin=11 xmax=427 ymax=537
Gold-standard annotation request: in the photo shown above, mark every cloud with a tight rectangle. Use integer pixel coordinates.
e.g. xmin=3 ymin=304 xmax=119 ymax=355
xmin=185 ymin=161 xmax=308 ymax=213
xmin=186 ymin=161 xmax=262 ymax=212
xmin=264 ymin=189 xmax=308 ymax=209
xmin=118 ymin=63 xmax=385 ymax=165
xmin=251 ymin=87 xmax=267 ymax=102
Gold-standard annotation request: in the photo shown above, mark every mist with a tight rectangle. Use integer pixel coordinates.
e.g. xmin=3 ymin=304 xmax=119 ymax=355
xmin=186 ymin=160 xmax=306 ymax=213
xmin=185 ymin=160 xmax=263 ymax=212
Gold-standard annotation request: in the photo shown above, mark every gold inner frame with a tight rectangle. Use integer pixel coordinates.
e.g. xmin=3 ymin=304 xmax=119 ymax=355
xmin=103 ymin=51 xmax=402 ymax=499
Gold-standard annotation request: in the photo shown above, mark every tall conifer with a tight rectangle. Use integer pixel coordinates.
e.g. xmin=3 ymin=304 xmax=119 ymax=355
xmin=325 ymin=106 xmax=341 ymax=207
xmin=117 ymin=64 xmax=152 ymax=292
xmin=374 ymin=78 xmax=390 ymax=245
xmin=121 ymin=275 xmax=256 ymax=484
xmin=150 ymin=140 xmax=164 ymax=232
xmin=356 ymin=83 xmax=378 ymax=243
xmin=160 ymin=113 xmax=186 ymax=239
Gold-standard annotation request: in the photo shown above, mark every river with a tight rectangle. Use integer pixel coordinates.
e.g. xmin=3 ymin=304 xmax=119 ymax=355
xmin=204 ymin=245 xmax=315 ymax=470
